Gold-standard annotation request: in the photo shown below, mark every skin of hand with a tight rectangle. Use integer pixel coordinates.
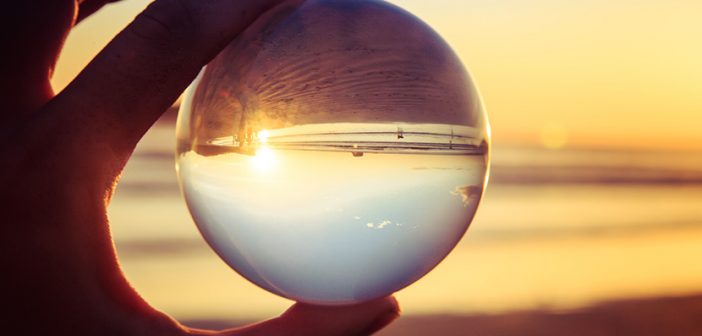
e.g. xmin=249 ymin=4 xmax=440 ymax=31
xmin=0 ymin=0 xmax=400 ymax=335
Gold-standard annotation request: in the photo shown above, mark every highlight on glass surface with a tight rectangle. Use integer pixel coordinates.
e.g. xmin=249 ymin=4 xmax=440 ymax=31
xmin=176 ymin=0 xmax=490 ymax=305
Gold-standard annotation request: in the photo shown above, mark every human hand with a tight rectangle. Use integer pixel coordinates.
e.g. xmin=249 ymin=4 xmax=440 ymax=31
xmin=0 ymin=1 xmax=400 ymax=335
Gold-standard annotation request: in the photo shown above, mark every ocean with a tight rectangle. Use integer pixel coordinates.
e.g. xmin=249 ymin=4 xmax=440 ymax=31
xmin=108 ymin=119 xmax=702 ymax=323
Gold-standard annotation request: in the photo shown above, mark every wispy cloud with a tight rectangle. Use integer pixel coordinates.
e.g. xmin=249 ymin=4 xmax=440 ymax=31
xmin=451 ymin=185 xmax=482 ymax=207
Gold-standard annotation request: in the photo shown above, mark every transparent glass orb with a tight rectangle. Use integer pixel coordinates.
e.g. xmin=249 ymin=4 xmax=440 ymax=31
xmin=176 ymin=0 xmax=490 ymax=305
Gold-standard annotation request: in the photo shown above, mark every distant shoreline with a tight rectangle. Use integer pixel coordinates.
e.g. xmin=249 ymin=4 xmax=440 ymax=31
xmin=154 ymin=107 xmax=702 ymax=185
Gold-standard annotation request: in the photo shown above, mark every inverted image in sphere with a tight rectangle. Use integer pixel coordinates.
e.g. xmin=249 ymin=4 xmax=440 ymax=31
xmin=177 ymin=0 xmax=490 ymax=304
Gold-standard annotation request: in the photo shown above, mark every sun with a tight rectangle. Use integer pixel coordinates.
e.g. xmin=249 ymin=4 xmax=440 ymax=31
xmin=258 ymin=130 xmax=271 ymax=143
xmin=250 ymin=147 xmax=278 ymax=172
xmin=540 ymin=122 xmax=568 ymax=150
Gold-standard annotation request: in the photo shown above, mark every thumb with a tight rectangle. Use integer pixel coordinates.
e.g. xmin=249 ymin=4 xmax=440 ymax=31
xmin=222 ymin=297 xmax=401 ymax=336
xmin=50 ymin=0 xmax=297 ymax=160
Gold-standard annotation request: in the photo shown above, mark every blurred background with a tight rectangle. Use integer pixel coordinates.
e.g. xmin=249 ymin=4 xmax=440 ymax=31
xmin=53 ymin=0 xmax=702 ymax=334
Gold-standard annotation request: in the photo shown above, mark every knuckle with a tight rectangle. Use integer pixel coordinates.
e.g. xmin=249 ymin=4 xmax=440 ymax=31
xmin=129 ymin=0 xmax=200 ymax=45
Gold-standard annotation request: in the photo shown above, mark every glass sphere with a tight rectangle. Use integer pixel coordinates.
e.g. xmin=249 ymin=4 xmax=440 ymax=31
xmin=176 ymin=0 xmax=490 ymax=305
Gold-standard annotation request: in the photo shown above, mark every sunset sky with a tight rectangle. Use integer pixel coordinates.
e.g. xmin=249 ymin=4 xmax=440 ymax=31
xmin=53 ymin=0 xmax=702 ymax=150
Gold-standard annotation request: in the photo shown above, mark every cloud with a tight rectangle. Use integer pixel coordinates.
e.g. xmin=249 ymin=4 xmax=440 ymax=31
xmin=451 ymin=185 xmax=482 ymax=207
xmin=366 ymin=219 xmax=400 ymax=230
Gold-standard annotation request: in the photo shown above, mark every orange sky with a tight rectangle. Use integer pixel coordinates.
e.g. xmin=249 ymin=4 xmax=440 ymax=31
xmin=53 ymin=0 xmax=702 ymax=150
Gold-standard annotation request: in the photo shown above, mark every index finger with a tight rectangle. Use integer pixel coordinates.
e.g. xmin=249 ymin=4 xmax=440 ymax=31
xmin=50 ymin=0 xmax=297 ymax=165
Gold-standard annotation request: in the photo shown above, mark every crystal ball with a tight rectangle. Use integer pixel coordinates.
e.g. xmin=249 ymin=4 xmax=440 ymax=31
xmin=176 ymin=0 xmax=490 ymax=305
